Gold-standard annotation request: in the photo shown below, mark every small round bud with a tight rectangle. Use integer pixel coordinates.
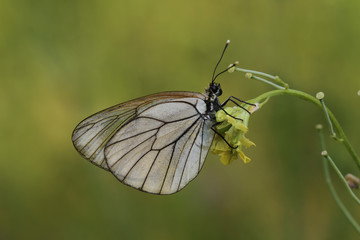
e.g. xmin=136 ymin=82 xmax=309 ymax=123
xmin=357 ymin=90 xmax=360 ymax=96
xmin=316 ymin=92 xmax=325 ymax=100
xmin=245 ymin=73 xmax=252 ymax=79
xmin=315 ymin=124 xmax=323 ymax=130
xmin=321 ymin=150 xmax=328 ymax=156
xmin=228 ymin=64 xmax=235 ymax=73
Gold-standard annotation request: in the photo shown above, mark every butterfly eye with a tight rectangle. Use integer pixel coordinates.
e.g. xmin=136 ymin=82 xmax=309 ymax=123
xmin=217 ymin=87 xmax=223 ymax=96
xmin=210 ymin=83 xmax=222 ymax=96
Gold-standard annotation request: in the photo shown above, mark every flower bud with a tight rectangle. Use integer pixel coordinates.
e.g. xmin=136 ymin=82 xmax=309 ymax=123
xmin=245 ymin=73 xmax=252 ymax=79
xmin=316 ymin=92 xmax=325 ymax=100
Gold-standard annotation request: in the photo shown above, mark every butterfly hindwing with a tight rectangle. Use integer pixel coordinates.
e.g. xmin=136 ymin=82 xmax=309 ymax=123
xmin=104 ymin=97 xmax=215 ymax=194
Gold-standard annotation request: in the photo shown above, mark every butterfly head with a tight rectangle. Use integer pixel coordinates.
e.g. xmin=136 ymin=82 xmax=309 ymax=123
xmin=209 ymin=82 xmax=223 ymax=97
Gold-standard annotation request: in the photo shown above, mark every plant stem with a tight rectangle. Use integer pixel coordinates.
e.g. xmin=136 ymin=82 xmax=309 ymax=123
xmin=316 ymin=127 xmax=360 ymax=232
xmin=325 ymin=153 xmax=360 ymax=205
xmin=234 ymin=68 xmax=360 ymax=233
xmin=319 ymin=97 xmax=338 ymax=139
xmin=322 ymin=156 xmax=360 ymax=233
xmin=251 ymin=89 xmax=360 ymax=170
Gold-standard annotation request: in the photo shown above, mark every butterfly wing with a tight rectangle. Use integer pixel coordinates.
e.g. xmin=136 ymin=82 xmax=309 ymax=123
xmin=72 ymin=91 xmax=213 ymax=178
xmin=72 ymin=101 xmax=137 ymax=169
xmin=104 ymin=96 xmax=215 ymax=194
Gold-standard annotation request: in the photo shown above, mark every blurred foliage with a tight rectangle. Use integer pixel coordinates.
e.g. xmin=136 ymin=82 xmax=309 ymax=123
xmin=1 ymin=0 xmax=359 ymax=239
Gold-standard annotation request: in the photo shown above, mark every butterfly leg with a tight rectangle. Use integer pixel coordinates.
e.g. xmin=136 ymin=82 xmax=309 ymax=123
xmin=224 ymin=96 xmax=256 ymax=107
xmin=216 ymin=104 xmax=244 ymax=121
xmin=211 ymin=122 xmax=237 ymax=149
xmin=221 ymin=96 xmax=256 ymax=114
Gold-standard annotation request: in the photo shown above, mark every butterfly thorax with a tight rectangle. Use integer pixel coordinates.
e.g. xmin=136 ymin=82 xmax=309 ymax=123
xmin=205 ymin=82 xmax=222 ymax=119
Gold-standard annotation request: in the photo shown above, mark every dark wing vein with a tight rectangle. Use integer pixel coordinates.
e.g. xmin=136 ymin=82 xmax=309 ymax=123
xmin=109 ymin=132 xmax=158 ymax=169
xmin=198 ymin=121 xmax=204 ymax=173
xmin=75 ymin=108 xmax=134 ymax=131
xmin=106 ymin=124 xmax=163 ymax=148
xmin=169 ymin=119 xmax=202 ymax=189
xmin=177 ymin=119 xmax=203 ymax=191
xmin=159 ymin=144 xmax=176 ymax=193
xmin=141 ymin=150 xmax=162 ymax=190
xmin=72 ymin=116 xmax=115 ymax=143
xmin=152 ymin=116 xmax=201 ymax=151
xmin=170 ymin=100 xmax=202 ymax=115
xmin=79 ymin=115 xmax=121 ymax=152
xmin=122 ymin=149 xmax=153 ymax=183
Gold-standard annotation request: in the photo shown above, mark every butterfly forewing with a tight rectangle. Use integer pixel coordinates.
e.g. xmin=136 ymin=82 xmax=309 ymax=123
xmin=72 ymin=105 xmax=136 ymax=169
xmin=72 ymin=92 xmax=204 ymax=169
xmin=72 ymin=91 xmax=215 ymax=194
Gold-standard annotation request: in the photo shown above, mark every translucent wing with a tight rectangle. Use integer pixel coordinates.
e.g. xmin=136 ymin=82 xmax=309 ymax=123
xmin=72 ymin=102 xmax=136 ymax=169
xmin=104 ymin=97 xmax=215 ymax=194
xmin=72 ymin=92 xmax=209 ymax=170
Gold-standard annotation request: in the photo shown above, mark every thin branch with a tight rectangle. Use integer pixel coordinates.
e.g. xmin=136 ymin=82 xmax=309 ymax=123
xmin=250 ymin=89 xmax=360 ymax=170
xmin=316 ymin=126 xmax=360 ymax=233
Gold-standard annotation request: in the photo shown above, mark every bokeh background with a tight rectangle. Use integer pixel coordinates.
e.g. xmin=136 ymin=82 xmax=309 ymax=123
xmin=1 ymin=0 xmax=359 ymax=239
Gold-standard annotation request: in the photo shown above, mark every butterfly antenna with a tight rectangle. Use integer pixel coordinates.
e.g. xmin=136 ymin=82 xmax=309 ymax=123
xmin=212 ymin=40 xmax=230 ymax=83
xmin=212 ymin=61 xmax=239 ymax=83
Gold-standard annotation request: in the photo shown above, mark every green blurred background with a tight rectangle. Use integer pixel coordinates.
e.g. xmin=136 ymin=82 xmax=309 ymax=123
xmin=1 ymin=0 xmax=359 ymax=239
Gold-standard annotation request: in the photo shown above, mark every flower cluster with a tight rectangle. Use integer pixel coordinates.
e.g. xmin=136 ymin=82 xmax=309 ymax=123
xmin=211 ymin=103 xmax=258 ymax=165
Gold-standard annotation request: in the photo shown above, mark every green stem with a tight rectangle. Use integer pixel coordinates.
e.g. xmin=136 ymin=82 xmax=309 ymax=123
xmin=319 ymin=98 xmax=337 ymax=139
xmin=251 ymin=75 xmax=286 ymax=89
xmin=323 ymin=156 xmax=360 ymax=233
xmin=326 ymin=154 xmax=360 ymax=205
xmin=235 ymin=67 xmax=289 ymax=89
xmin=235 ymin=67 xmax=277 ymax=80
xmin=317 ymin=126 xmax=360 ymax=205
xmin=316 ymin=127 xmax=360 ymax=233
xmin=251 ymin=89 xmax=360 ymax=170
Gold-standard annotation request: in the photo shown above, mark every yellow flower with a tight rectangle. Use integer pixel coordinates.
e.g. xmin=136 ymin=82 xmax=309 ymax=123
xmin=210 ymin=103 xmax=258 ymax=165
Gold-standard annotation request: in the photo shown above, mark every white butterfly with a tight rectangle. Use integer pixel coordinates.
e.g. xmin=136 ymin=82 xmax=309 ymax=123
xmin=72 ymin=40 xmax=243 ymax=194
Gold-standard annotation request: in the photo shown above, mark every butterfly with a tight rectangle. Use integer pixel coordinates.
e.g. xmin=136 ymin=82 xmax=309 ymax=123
xmin=72 ymin=40 xmax=248 ymax=194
